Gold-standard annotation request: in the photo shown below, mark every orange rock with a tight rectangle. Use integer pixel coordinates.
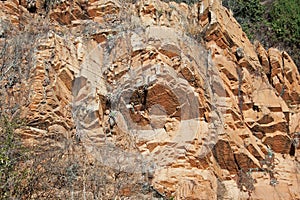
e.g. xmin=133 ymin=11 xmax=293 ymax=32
xmin=0 ymin=0 xmax=299 ymax=199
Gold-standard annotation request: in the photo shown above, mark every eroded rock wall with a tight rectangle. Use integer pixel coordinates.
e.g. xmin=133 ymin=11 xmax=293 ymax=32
xmin=0 ymin=0 xmax=299 ymax=199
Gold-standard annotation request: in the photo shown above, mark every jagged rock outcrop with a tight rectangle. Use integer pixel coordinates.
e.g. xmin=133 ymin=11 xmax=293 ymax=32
xmin=0 ymin=0 xmax=299 ymax=199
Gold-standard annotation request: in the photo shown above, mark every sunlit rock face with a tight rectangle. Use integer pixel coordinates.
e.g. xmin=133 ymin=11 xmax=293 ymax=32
xmin=0 ymin=0 xmax=299 ymax=199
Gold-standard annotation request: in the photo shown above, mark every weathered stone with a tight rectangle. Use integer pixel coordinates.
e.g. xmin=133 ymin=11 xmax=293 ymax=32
xmin=0 ymin=0 xmax=299 ymax=199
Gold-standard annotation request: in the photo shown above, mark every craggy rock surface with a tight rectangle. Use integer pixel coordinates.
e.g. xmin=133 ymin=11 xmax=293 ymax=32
xmin=0 ymin=0 xmax=299 ymax=199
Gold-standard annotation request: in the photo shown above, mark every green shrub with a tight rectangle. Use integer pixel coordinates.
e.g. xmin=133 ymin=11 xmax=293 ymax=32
xmin=269 ymin=0 xmax=300 ymax=44
xmin=223 ymin=0 xmax=266 ymax=40
xmin=0 ymin=116 xmax=28 ymax=199
xmin=223 ymin=0 xmax=300 ymax=68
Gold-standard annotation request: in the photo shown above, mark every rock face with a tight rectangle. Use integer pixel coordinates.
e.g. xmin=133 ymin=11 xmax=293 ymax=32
xmin=0 ymin=0 xmax=299 ymax=199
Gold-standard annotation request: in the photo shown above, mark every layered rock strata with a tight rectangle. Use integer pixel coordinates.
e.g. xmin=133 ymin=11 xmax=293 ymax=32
xmin=0 ymin=0 xmax=299 ymax=199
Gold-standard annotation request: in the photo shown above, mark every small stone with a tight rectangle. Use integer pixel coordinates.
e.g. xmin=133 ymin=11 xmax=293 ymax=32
xmin=109 ymin=66 xmax=114 ymax=72
xmin=242 ymin=185 xmax=247 ymax=192
xmin=48 ymin=32 xmax=54 ymax=39
xmin=108 ymin=116 xmax=116 ymax=128
xmin=0 ymin=29 xmax=4 ymax=38
xmin=236 ymin=47 xmax=245 ymax=58
xmin=105 ymin=109 xmax=110 ymax=115
xmin=164 ymin=122 xmax=173 ymax=132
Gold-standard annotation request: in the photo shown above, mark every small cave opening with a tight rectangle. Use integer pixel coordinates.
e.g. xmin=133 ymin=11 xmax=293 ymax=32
xmin=26 ymin=0 xmax=37 ymax=13
xmin=105 ymin=95 xmax=112 ymax=110
xmin=208 ymin=11 xmax=211 ymax=23
xmin=27 ymin=6 xmax=37 ymax=13
xmin=289 ymin=142 xmax=296 ymax=156
xmin=253 ymin=105 xmax=259 ymax=112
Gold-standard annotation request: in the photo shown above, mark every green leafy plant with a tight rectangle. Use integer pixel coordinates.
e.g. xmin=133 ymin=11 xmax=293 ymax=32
xmin=269 ymin=0 xmax=300 ymax=44
xmin=223 ymin=0 xmax=266 ymax=40
xmin=223 ymin=0 xmax=300 ymax=68
xmin=0 ymin=116 xmax=28 ymax=199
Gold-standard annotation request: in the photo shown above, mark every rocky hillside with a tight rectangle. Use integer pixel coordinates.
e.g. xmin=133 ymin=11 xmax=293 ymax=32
xmin=0 ymin=0 xmax=299 ymax=199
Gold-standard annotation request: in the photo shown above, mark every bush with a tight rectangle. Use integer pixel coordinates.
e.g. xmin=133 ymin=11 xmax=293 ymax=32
xmin=223 ymin=0 xmax=300 ymax=69
xmin=223 ymin=0 xmax=266 ymax=40
xmin=269 ymin=0 xmax=300 ymax=44
xmin=0 ymin=116 xmax=28 ymax=199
